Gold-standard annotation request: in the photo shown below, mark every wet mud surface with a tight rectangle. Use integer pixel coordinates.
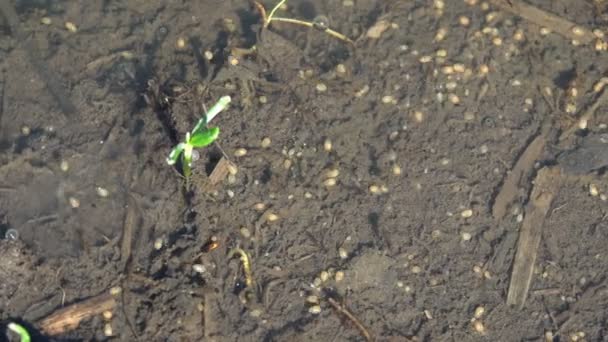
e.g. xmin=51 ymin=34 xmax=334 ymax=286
xmin=1 ymin=0 xmax=608 ymax=341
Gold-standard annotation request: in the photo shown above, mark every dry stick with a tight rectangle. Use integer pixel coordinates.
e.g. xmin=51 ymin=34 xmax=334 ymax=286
xmin=507 ymin=167 xmax=562 ymax=309
xmin=0 ymin=0 xmax=77 ymax=116
xmin=489 ymin=0 xmax=597 ymax=45
xmin=559 ymin=88 xmax=608 ymax=141
xmin=120 ymin=194 xmax=141 ymax=272
xmin=38 ymin=293 xmax=116 ymax=335
xmin=492 ymin=134 xmax=546 ymax=220
xmin=326 ymin=297 xmax=374 ymax=342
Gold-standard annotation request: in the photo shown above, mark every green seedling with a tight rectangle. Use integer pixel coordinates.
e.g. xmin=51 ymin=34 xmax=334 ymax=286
xmin=166 ymin=96 xmax=231 ymax=178
xmin=7 ymin=322 xmax=31 ymax=342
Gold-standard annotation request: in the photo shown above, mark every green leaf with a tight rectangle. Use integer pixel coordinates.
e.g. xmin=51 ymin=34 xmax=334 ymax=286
xmin=189 ymin=127 xmax=219 ymax=147
xmin=192 ymin=96 xmax=231 ymax=135
xmin=167 ymin=142 xmax=186 ymax=165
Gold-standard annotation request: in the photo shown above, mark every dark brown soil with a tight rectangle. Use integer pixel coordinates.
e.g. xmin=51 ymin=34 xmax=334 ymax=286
xmin=1 ymin=0 xmax=608 ymax=341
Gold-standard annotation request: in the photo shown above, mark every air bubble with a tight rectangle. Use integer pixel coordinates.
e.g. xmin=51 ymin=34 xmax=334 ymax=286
xmin=5 ymin=228 xmax=19 ymax=240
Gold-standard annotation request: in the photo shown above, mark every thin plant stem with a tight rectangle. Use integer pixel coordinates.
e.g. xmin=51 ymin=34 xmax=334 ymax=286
xmin=265 ymin=0 xmax=287 ymax=27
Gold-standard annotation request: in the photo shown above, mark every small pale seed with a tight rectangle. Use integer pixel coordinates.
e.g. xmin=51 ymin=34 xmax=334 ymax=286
xmin=472 ymin=320 xmax=485 ymax=334
xmin=176 ymin=37 xmax=186 ymax=49
xmin=323 ymin=178 xmax=337 ymax=187
xmin=40 ymin=17 xmax=52 ymax=25
xmin=154 ymin=238 xmax=163 ymax=250
xmin=338 ymin=247 xmax=348 ymax=259
xmin=240 ymin=226 xmax=252 ymax=238
xmin=234 ymin=148 xmax=248 ymax=157
xmin=589 ymin=184 xmax=599 ymax=197
xmin=323 ymin=139 xmax=333 ymax=152
xmin=96 ymin=187 xmax=110 ymax=197
xmin=266 ymin=212 xmax=279 ymax=222
xmin=316 ymin=83 xmax=327 ymax=92
xmin=474 ymin=306 xmax=485 ymax=318
xmin=320 ymin=271 xmax=330 ymax=282
xmin=306 ymin=295 xmax=319 ymax=304
xmin=109 ymin=286 xmax=122 ymax=296
xmin=60 ymin=160 xmax=69 ymax=172
xmin=103 ymin=310 xmax=113 ymax=320
xmin=461 ymin=209 xmax=473 ymax=218
xmin=392 ymin=165 xmax=402 ymax=175
xmin=335 ymin=271 xmax=345 ymax=282
xmin=254 ymin=203 xmax=266 ymax=211
xmin=308 ymin=305 xmax=322 ymax=314
xmin=104 ymin=323 xmax=113 ymax=336
xmin=325 ymin=168 xmax=340 ymax=178
xmin=65 ymin=21 xmax=77 ymax=32
xmin=261 ymin=137 xmax=271 ymax=148
xmin=69 ymin=197 xmax=80 ymax=208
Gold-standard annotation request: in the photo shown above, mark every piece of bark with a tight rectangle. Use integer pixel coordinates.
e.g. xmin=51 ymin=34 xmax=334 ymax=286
xmin=207 ymin=157 xmax=235 ymax=186
xmin=506 ymin=167 xmax=561 ymax=309
xmin=489 ymin=0 xmax=597 ymax=45
xmin=492 ymin=135 xmax=546 ymax=220
xmin=38 ymin=293 xmax=116 ymax=335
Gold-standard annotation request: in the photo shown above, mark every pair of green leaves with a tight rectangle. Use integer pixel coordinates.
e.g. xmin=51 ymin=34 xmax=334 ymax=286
xmin=166 ymin=96 xmax=231 ymax=176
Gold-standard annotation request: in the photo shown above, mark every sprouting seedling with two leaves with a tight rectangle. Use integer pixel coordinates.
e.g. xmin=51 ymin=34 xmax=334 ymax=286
xmin=166 ymin=96 xmax=231 ymax=178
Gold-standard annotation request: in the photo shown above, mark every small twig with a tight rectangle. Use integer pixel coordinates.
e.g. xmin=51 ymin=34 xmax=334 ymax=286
xmin=38 ymin=293 xmax=116 ymax=335
xmin=489 ymin=0 xmax=597 ymax=45
xmin=265 ymin=0 xmax=287 ymax=27
xmin=326 ymin=297 xmax=374 ymax=342
xmin=270 ymin=17 xmax=354 ymax=44
xmin=507 ymin=167 xmax=562 ymax=309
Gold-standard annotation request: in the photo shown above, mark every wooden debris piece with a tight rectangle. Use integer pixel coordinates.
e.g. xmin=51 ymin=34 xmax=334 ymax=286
xmin=492 ymin=135 xmax=546 ymax=220
xmin=207 ymin=157 xmax=235 ymax=186
xmin=507 ymin=167 xmax=561 ymax=309
xmin=489 ymin=0 xmax=597 ymax=45
xmin=120 ymin=194 xmax=141 ymax=272
xmin=38 ymin=293 xmax=116 ymax=335
xmin=327 ymin=297 xmax=374 ymax=342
